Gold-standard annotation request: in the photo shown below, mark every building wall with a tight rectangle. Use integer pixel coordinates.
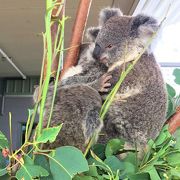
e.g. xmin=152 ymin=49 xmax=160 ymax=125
xmin=0 ymin=77 xmax=39 ymax=150
xmin=0 ymin=96 xmax=35 ymax=150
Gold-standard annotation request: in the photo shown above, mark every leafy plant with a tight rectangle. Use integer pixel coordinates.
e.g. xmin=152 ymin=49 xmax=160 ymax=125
xmin=166 ymin=68 xmax=180 ymax=119
xmin=0 ymin=0 xmax=180 ymax=179
xmin=0 ymin=1 xmax=89 ymax=179
xmin=75 ymin=126 xmax=180 ymax=180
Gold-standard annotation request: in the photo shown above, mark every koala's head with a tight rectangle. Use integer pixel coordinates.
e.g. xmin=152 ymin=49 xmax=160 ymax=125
xmin=92 ymin=7 xmax=158 ymax=67
xmin=77 ymin=26 xmax=101 ymax=63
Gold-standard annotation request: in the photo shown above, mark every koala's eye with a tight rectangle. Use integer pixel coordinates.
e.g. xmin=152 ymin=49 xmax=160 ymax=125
xmin=106 ymin=44 xmax=113 ymax=49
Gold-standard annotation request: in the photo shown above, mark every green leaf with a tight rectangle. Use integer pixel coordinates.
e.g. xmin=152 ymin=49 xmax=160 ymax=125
xmin=0 ymin=152 xmax=7 ymax=169
xmin=144 ymin=166 xmax=161 ymax=180
xmin=105 ymin=138 xmax=125 ymax=157
xmin=36 ymin=125 xmax=62 ymax=143
xmin=128 ymin=173 xmax=150 ymax=180
xmin=174 ymin=128 xmax=180 ymax=149
xmin=165 ymin=152 xmax=180 ymax=166
xmin=90 ymin=144 xmax=106 ymax=160
xmin=49 ymin=146 xmax=89 ymax=180
xmin=85 ymin=165 xmax=98 ymax=177
xmin=104 ymin=156 xmax=124 ymax=172
xmin=166 ymin=83 xmax=176 ymax=98
xmin=0 ymin=168 xmax=7 ymax=176
xmin=170 ymin=167 xmax=180 ymax=178
xmin=155 ymin=125 xmax=171 ymax=146
xmin=173 ymin=68 xmax=180 ymax=85
xmin=23 ymin=154 xmax=33 ymax=165
xmin=84 ymin=166 xmax=104 ymax=180
xmin=123 ymin=152 xmax=137 ymax=166
xmin=73 ymin=175 xmax=95 ymax=180
xmin=34 ymin=154 xmax=53 ymax=180
xmin=16 ymin=164 xmax=49 ymax=180
xmin=166 ymin=95 xmax=176 ymax=119
xmin=0 ymin=131 xmax=9 ymax=149
xmin=0 ymin=174 xmax=10 ymax=180
xmin=120 ymin=162 xmax=136 ymax=179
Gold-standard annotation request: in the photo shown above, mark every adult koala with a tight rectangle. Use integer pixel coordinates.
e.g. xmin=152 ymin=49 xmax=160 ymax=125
xmin=92 ymin=7 xmax=167 ymax=147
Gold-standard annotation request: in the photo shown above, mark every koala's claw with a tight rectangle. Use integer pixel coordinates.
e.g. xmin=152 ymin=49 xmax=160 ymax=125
xmin=99 ymin=74 xmax=112 ymax=92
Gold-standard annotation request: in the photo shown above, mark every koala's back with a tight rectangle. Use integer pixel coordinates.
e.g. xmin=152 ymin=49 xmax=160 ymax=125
xmin=42 ymin=83 xmax=102 ymax=151
xmin=101 ymin=53 xmax=167 ymax=144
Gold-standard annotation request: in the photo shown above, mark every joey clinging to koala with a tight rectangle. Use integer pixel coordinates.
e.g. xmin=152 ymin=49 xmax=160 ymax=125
xmin=91 ymin=7 xmax=167 ymax=145
xmin=33 ymin=36 xmax=113 ymax=151
xmin=33 ymin=73 xmax=111 ymax=151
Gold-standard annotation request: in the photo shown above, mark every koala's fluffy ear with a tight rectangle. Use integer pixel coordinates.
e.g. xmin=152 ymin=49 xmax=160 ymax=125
xmin=86 ymin=27 xmax=100 ymax=42
xmin=99 ymin=7 xmax=123 ymax=25
xmin=131 ymin=14 xmax=158 ymax=38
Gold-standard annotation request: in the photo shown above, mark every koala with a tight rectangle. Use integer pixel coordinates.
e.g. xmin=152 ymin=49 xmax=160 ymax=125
xmin=91 ymin=7 xmax=168 ymax=146
xmin=33 ymin=40 xmax=112 ymax=152
xmin=61 ymin=27 xmax=108 ymax=86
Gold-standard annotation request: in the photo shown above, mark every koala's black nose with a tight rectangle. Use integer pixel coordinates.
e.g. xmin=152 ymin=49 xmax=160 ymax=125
xmin=93 ymin=43 xmax=101 ymax=60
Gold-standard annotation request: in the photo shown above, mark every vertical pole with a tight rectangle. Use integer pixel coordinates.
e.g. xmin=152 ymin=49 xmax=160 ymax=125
xmin=60 ymin=0 xmax=92 ymax=78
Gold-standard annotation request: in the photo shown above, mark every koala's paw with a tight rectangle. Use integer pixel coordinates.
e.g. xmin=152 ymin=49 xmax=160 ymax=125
xmin=98 ymin=73 xmax=112 ymax=92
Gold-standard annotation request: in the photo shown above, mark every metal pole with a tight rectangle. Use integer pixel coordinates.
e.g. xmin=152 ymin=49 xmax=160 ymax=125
xmin=60 ymin=0 xmax=92 ymax=78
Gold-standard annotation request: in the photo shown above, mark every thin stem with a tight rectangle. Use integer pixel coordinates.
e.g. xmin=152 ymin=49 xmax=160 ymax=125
xmin=47 ymin=12 xmax=65 ymax=127
xmin=9 ymin=112 xmax=13 ymax=155
xmin=37 ymin=0 xmax=53 ymax=138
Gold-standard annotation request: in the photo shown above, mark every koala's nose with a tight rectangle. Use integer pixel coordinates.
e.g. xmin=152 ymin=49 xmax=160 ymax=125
xmin=93 ymin=43 xmax=101 ymax=60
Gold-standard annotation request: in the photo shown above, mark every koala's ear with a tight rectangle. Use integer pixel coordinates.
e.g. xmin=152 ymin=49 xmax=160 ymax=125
xmin=131 ymin=14 xmax=158 ymax=38
xmin=86 ymin=27 xmax=100 ymax=42
xmin=99 ymin=7 xmax=123 ymax=25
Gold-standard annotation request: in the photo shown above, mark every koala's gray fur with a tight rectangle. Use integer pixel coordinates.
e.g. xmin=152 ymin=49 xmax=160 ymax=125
xmin=33 ymin=32 xmax=111 ymax=151
xmin=35 ymin=83 xmax=103 ymax=152
xmin=91 ymin=7 xmax=167 ymax=145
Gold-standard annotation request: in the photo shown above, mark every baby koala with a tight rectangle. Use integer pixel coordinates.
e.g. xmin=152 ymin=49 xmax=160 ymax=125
xmin=91 ymin=7 xmax=167 ymax=147
xmin=33 ymin=42 xmax=112 ymax=152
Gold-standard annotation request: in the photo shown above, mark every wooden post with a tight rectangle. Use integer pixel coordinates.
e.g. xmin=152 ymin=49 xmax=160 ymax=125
xmin=60 ymin=0 xmax=92 ymax=78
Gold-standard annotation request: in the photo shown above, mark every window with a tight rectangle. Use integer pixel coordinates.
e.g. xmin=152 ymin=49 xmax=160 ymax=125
xmin=133 ymin=0 xmax=180 ymax=89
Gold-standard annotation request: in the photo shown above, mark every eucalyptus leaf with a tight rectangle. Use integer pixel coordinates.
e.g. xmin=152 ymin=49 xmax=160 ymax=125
xmin=144 ymin=166 xmax=161 ymax=180
xmin=34 ymin=154 xmax=53 ymax=180
xmin=90 ymin=144 xmax=106 ymax=160
xmin=49 ymin=146 xmax=89 ymax=180
xmin=155 ymin=125 xmax=171 ymax=146
xmin=121 ymin=162 xmax=136 ymax=177
xmin=104 ymin=156 xmax=124 ymax=172
xmin=165 ymin=152 xmax=180 ymax=166
xmin=0 ymin=131 xmax=9 ymax=149
xmin=128 ymin=172 xmax=150 ymax=180
xmin=170 ymin=167 xmax=180 ymax=178
xmin=84 ymin=165 xmax=99 ymax=177
xmin=173 ymin=68 xmax=180 ymax=85
xmin=105 ymin=138 xmax=125 ymax=157
xmin=166 ymin=83 xmax=176 ymax=98
xmin=16 ymin=164 xmax=49 ymax=180
xmin=36 ymin=125 xmax=62 ymax=143
xmin=73 ymin=175 xmax=95 ymax=180
xmin=174 ymin=128 xmax=180 ymax=150
xmin=0 ymin=152 xmax=7 ymax=169
xmin=0 ymin=168 xmax=7 ymax=176
xmin=166 ymin=95 xmax=176 ymax=119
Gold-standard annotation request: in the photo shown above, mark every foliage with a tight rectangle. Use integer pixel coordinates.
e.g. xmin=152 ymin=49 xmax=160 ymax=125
xmin=0 ymin=1 xmax=89 ymax=180
xmin=166 ymin=68 xmax=180 ymax=119
xmin=74 ymin=126 xmax=180 ymax=180
xmin=0 ymin=0 xmax=179 ymax=179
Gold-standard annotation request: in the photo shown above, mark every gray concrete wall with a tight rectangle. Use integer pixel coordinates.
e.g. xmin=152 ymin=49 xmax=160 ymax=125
xmin=0 ymin=96 xmax=36 ymax=150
